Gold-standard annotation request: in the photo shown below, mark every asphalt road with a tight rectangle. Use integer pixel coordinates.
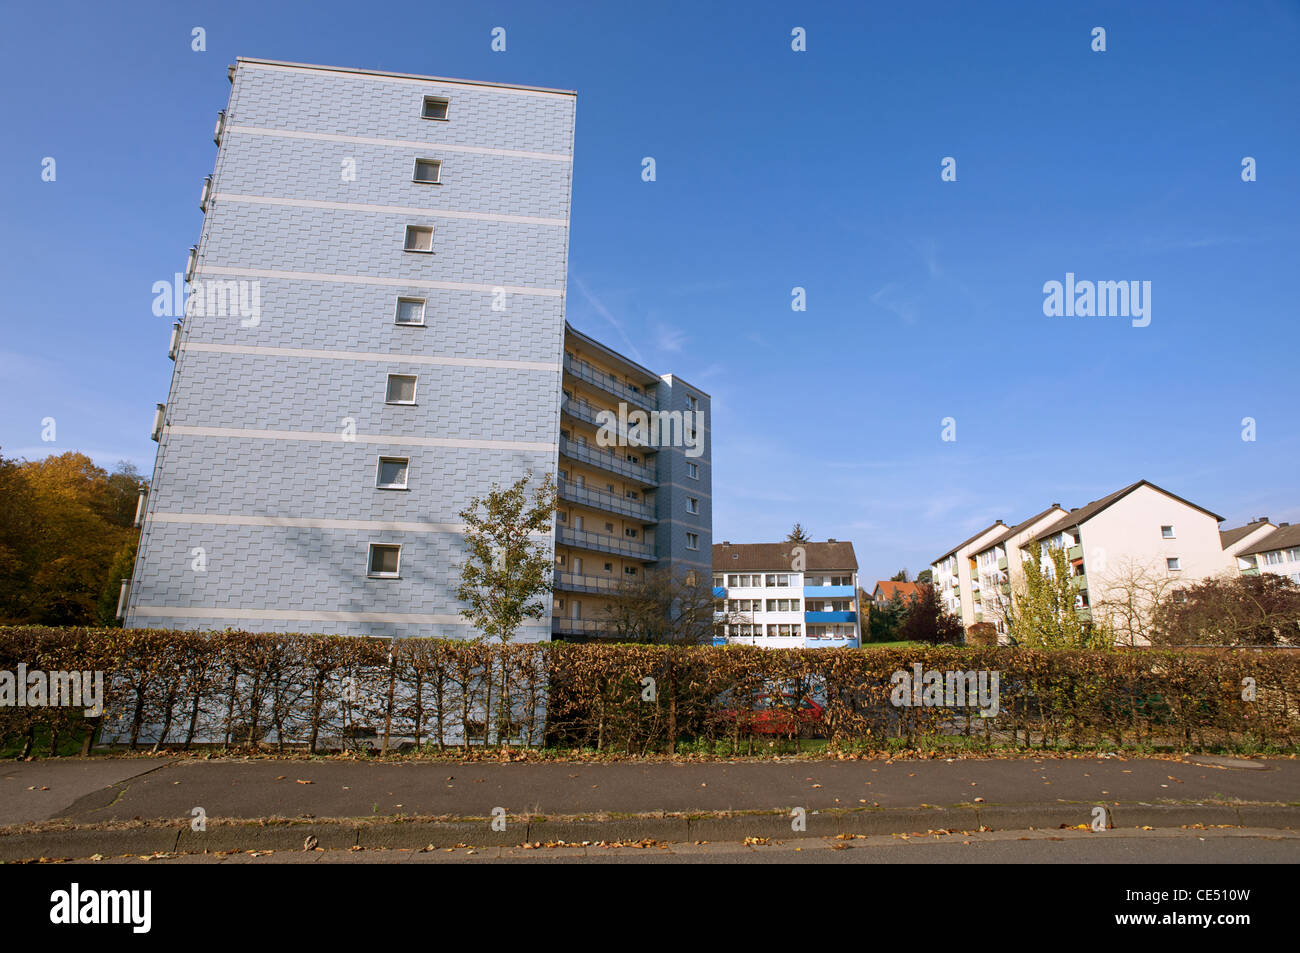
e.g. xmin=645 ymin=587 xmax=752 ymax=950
xmin=4 ymin=754 xmax=1295 ymax=826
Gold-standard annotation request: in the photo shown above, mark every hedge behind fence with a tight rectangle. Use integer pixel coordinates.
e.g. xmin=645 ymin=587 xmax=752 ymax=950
xmin=1 ymin=627 xmax=1297 ymax=756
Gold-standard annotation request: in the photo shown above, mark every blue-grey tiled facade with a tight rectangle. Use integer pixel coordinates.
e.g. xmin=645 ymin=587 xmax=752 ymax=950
xmin=127 ymin=59 xmax=713 ymax=642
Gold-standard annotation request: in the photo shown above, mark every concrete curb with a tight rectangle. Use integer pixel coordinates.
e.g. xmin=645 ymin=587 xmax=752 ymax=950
xmin=4 ymin=803 xmax=1296 ymax=861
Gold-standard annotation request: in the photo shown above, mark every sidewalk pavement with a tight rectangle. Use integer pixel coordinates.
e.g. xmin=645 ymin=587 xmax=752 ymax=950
xmin=2 ymin=754 xmax=1296 ymax=860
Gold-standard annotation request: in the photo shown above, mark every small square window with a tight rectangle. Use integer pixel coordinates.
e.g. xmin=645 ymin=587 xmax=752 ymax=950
xmin=604 ymin=562 xmax=613 ymax=572
xmin=413 ymin=158 xmax=442 ymax=184
xmin=1161 ymin=525 xmax=1175 ymax=538
xmin=386 ymin=374 xmax=417 ymax=404
xmin=395 ymin=297 xmax=426 ymax=326
xmin=686 ymin=532 xmax=699 ymax=550
xmin=368 ymin=543 xmax=401 ymax=578
xmin=686 ymin=497 xmax=698 ymax=514
xmin=404 ymin=225 xmax=433 ymax=252
xmin=1166 ymin=557 xmax=1181 ymax=571
xmin=422 ymin=96 xmax=449 ymax=120
xmin=376 ymin=456 xmax=409 ymax=489
xmin=1172 ymin=589 xmax=1187 ymax=603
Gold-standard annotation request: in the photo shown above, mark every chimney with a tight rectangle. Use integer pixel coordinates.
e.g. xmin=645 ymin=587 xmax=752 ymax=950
xmin=827 ymin=538 xmax=837 ymax=543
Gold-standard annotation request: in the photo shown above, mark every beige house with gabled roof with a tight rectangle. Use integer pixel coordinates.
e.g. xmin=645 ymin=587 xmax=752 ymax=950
xmin=1022 ymin=481 xmax=1229 ymax=645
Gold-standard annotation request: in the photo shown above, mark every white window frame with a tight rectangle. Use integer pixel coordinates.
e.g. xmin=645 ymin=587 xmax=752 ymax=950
xmin=375 ymin=456 xmax=410 ymax=490
xmin=686 ymin=532 xmax=699 ymax=550
xmin=1161 ymin=525 xmax=1176 ymax=539
xmin=385 ymin=373 xmax=418 ymax=405
xmin=421 ymin=96 xmax=449 ymax=121
xmin=367 ymin=543 xmax=402 ymax=578
xmin=687 ymin=462 xmax=698 ymax=480
xmin=1166 ymin=557 xmax=1181 ymax=571
xmin=412 ymin=158 xmax=442 ymax=185
xmin=404 ymin=225 xmax=434 ymax=253
xmin=686 ymin=497 xmax=698 ymax=514
xmin=394 ymin=296 xmax=426 ymax=326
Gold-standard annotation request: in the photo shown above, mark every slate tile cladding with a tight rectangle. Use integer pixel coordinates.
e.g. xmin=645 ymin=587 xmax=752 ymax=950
xmin=127 ymin=60 xmax=575 ymax=641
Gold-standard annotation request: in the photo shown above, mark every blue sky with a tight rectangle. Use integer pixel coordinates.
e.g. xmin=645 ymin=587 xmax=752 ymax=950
xmin=1 ymin=0 xmax=1297 ymax=584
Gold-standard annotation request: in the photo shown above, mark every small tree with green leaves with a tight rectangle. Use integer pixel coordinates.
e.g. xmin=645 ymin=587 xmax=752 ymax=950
xmin=786 ymin=523 xmax=811 ymax=544
xmin=456 ymin=471 xmax=557 ymax=743
xmin=1009 ymin=540 xmax=1111 ymax=650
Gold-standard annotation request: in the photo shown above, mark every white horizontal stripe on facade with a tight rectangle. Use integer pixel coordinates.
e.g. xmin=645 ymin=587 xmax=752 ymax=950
xmin=132 ymin=606 xmax=470 ymax=624
xmin=211 ymin=192 xmax=568 ymax=228
xmin=225 ymin=124 xmax=572 ymax=162
xmin=148 ymin=513 xmax=466 ymax=533
xmin=165 ymin=425 xmax=557 ymax=452
xmin=182 ymin=342 xmax=560 ymax=372
xmin=198 ymin=265 xmax=564 ymax=297
xmin=240 ymin=61 xmax=575 ymax=101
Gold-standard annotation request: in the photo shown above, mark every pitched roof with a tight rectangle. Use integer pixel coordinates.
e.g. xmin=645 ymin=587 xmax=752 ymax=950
xmin=1220 ymin=519 xmax=1273 ymax=549
xmin=978 ymin=505 xmax=1068 ymax=552
xmin=1030 ymin=480 xmax=1225 ymax=543
xmin=872 ymin=580 xmax=925 ymax=602
xmin=1238 ymin=523 xmax=1300 ymax=558
xmin=932 ymin=521 xmax=1005 ymax=565
xmin=713 ymin=540 xmax=858 ymax=572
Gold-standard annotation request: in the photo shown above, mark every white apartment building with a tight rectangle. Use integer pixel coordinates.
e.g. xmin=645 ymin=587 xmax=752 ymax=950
xmin=1229 ymin=522 xmax=1300 ymax=584
xmin=967 ymin=504 xmax=1069 ymax=639
xmin=931 ymin=522 xmax=1006 ymax=628
xmin=713 ymin=541 xmax=861 ymax=648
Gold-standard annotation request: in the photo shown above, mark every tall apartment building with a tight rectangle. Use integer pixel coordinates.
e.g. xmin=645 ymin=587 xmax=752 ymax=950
xmin=552 ymin=328 xmax=712 ymax=639
xmin=713 ymin=541 xmax=861 ymax=648
xmin=125 ymin=59 xmax=709 ymax=642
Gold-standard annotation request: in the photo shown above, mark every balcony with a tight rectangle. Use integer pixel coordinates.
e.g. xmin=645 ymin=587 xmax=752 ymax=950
xmin=554 ymin=572 xmax=628 ymax=596
xmin=1070 ymin=573 xmax=1088 ymax=591
xmin=803 ymin=584 xmax=854 ymax=598
xmin=1068 ymin=544 xmax=1083 ymax=562
xmin=558 ymin=478 xmax=655 ymax=522
xmin=560 ymin=437 xmax=656 ymax=486
xmin=997 ymin=555 xmax=1008 ymax=571
xmin=1076 ymin=607 xmax=1092 ymax=622
xmin=557 ymin=525 xmax=655 ymax=560
xmin=563 ymin=355 xmax=656 ymax=411
xmin=805 ymin=610 xmax=856 ymax=623
xmin=713 ymin=586 xmax=726 ymax=599
xmin=551 ymin=617 xmax=611 ymax=638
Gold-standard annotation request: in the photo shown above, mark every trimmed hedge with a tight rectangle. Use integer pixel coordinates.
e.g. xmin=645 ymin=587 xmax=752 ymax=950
xmin=1 ymin=627 xmax=1297 ymax=756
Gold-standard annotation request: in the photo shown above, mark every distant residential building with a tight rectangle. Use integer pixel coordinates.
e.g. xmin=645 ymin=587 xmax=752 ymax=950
xmin=871 ymin=580 xmax=925 ymax=610
xmin=930 ymin=522 xmax=1006 ymax=627
xmin=967 ymin=505 xmax=1069 ymax=641
xmin=713 ymin=540 xmax=860 ymax=648
xmin=930 ymin=480 xmax=1266 ymax=646
xmin=1232 ymin=522 xmax=1300 ymax=585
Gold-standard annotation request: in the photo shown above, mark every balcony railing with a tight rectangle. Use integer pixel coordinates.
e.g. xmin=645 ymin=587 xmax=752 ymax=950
xmin=563 ymin=355 xmax=656 ymax=410
xmin=1067 ymin=544 xmax=1083 ymax=561
xmin=558 ymin=478 xmax=655 ymax=522
xmin=557 ymin=526 xmax=655 ymax=560
xmin=551 ymin=617 xmax=613 ymax=637
xmin=1070 ymin=573 xmax=1088 ymax=591
xmin=560 ymin=437 xmax=656 ymax=485
xmin=802 ymin=584 xmax=854 ymax=598
xmin=554 ymin=572 xmax=629 ymax=595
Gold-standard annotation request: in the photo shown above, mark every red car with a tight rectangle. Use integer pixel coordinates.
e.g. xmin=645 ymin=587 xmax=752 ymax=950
xmin=719 ymin=693 xmax=826 ymax=737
